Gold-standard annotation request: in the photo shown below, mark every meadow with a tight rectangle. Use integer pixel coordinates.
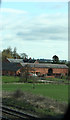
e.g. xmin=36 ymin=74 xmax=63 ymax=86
xmin=2 ymin=75 xmax=69 ymax=83
xmin=2 ymin=76 xmax=19 ymax=83
xmin=2 ymin=76 xmax=69 ymax=117
xmin=2 ymin=77 xmax=68 ymax=102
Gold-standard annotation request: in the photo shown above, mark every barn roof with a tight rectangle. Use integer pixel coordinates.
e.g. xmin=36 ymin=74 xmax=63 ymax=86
xmin=20 ymin=63 xmax=68 ymax=69
xmin=2 ymin=62 xmax=21 ymax=71
xmin=7 ymin=58 xmax=24 ymax=63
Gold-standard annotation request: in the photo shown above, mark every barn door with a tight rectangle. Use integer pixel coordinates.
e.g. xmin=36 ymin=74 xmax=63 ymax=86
xmin=48 ymin=68 xmax=53 ymax=75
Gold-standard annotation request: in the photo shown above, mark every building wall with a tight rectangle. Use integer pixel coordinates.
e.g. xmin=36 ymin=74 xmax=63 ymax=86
xmin=2 ymin=70 xmax=21 ymax=76
xmin=2 ymin=67 xmax=68 ymax=77
xmin=34 ymin=68 xmax=48 ymax=74
xmin=2 ymin=71 xmax=15 ymax=76
xmin=32 ymin=67 xmax=68 ymax=76
xmin=53 ymin=68 xmax=68 ymax=75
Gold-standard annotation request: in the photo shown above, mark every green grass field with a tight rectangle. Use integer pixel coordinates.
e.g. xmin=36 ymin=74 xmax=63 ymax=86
xmin=2 ymin=75 xmax=69 ymax=84
xmin=2 ymin=76 xmax=19 ymax=83
xmin=2 ymin=76 xmax=69 ymax=117
xmin=2 ymin=83 xmax=68 ymax=102
xmin=2 ymin=76 xmax=69 ymax=102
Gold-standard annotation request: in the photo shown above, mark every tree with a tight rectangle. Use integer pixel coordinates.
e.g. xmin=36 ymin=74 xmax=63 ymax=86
xmin=2 ymin=47 xmax=13 ymax=61
xmin=20 ymin=64 xmax=36 ymax=84
xmin=2 ymin=46 xmax=28 ymax=61
xmin=12 ymin=47 xmax=20 ymax=59
xmin=20 ymin=53 xmax=28 ymax=59
xmin=13 ymin=47 xmax=17 ymax=58
xmin=52 ymin=55 xmax=59 ymax=63
xmin=20 ymin=64 xmax=32 ymax=82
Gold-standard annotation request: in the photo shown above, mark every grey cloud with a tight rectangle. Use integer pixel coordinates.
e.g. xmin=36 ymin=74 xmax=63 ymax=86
xmin=16 ymin=24 xmax=67 ymax=41
xmin=2 ymin=11 xmax=67 ymax=42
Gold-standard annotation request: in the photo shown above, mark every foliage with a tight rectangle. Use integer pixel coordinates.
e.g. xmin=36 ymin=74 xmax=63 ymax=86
xmin=20 ymin=64 xmax=35 ymax=82
xmin=20 ymin=53 xmax=28 ymax=59
xmin=2 ymin=47 xmax=13 ymax=61
xmin=52 ymin=55 xmax=59 ymax=63
xmin=2 ymin=46 xmax=28 ymax=61
xmin=12 ymin=47 xmax=20 ymax=59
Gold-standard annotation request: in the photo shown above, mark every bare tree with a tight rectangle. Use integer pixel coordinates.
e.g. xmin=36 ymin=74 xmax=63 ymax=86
xmin=20 ymin=53 xmax=28 ymax=59
xmin=20 ymin=64 xmax=34 ymax=83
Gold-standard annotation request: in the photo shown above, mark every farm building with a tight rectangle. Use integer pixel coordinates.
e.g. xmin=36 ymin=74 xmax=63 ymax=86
xmin=2 ymin=61 xmax=68 ymax=78
xmin=6 ymin=58 xmax=24 ymax=63
xmin=21 ymin=63 xmax=68 ymax=78
xmin=2 ymin=62 xmax=22 ymax=76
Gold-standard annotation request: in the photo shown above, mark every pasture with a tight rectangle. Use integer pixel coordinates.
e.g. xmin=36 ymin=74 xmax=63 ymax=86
xmin=2 ymin=75 xmax=69 ymax=84
xmin=2 ymin=76 xmax=69 ymax=117
xmin=3 ymin=83 xmax=68 ymax=102
xmin=2 ymin=76 xmax=19 ymax=83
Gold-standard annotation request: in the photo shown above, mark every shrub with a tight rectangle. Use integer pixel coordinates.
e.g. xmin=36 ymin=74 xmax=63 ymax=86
xmin=13 ymin=89 xmax=23 ymax=98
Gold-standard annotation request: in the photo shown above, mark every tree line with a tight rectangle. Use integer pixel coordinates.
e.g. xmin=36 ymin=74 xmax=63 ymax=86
xmin=1 ymin=46 xmax=68 ymax=65
xmin=2 ymin=47 xmax=28 ymax=61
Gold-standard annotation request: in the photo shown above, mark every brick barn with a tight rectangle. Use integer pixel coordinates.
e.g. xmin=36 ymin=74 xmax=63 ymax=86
xmin=2 ymin=61 xmax=68 ymax=78
xmin=2 ymin=62 xmax=22 ymax=76
xmin=21 ymin=63 xmax=68 ymax=78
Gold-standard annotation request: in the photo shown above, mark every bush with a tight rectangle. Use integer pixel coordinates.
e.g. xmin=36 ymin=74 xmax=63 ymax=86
xmin=13 ymin=89 xmax=23 ymax=98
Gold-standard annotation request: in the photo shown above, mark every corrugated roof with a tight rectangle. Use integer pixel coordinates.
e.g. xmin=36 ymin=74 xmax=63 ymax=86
xmin=2 ymin=62 xmax=21 ymax=71
xmin=7 ymin=58 xmax=24 ymax=63
xmin=20 ymin=63 xmax=68 ymax=69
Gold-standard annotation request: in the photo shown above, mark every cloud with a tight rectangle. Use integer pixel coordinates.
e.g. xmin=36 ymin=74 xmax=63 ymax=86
xmin=16 ymin=26 xmax=67 ymax=41
xmin=1 ymin=8 xmax=68 ymax=44
xmin=1 ymin=8 xmax=27 ymax=14
xmin=15 ymin=13 xmax=68 ymax=41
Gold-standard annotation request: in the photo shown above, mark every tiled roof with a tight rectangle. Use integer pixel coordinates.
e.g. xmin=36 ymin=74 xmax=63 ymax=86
xmin=7 ymin=58 xmax=24 ymax=63
xmin=2 ymin=62 xmax=21 ymax=71
xmin=20 ymin=63 xmax=68 ymax=69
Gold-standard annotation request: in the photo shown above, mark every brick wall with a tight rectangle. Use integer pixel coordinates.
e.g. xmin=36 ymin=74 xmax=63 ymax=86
xmin=2 ymin=67 xmax=68 ymax=77
xmin=31 ymin=67 xmax=68 ymax=76
xmin=2 ymin=70 xmax=21 ymax=76
xmin=2 ymin=71 xmax=15 ymax=76
xmin=53 ymin=68 xmax=68 ymax=75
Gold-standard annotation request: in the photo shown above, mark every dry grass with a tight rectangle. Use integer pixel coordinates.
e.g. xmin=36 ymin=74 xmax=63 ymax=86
xmin=3 ymin=90 xmax=68 ymax=115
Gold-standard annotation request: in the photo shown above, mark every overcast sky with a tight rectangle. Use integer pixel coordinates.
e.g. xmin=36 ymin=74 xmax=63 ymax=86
xmin=0 ymin=1 xmax=68 ymax=60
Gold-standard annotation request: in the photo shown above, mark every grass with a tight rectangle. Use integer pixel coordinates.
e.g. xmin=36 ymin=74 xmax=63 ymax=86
xmin=2 ymin=97 xmax=63 ymax=117
xmin=2 ymin=83 xmax=68 ymax=102
xmin=3 ymin=90 xmax=68 ymax=117
xmin=2 ymin=76 xmax=68 ymax=118
xmin=2 ymin=76 xmax=39 ymax=83
xmin=2 ymin=75 xmax=69 ymax=84
xmin=2 ymin=76 xmax=19 ymax=83
xmin=45 ymin=77 xmax=69 ymax=83
xmin=2 ymin=76 xmax=69 ymax=102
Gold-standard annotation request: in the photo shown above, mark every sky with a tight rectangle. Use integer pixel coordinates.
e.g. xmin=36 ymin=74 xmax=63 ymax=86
xmin=0 ymin=1 xmax=68 ymax=60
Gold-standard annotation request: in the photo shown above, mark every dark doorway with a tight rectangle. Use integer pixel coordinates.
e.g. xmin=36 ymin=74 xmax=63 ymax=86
xmin=48 ymin=68 xmax=53 ymax=75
